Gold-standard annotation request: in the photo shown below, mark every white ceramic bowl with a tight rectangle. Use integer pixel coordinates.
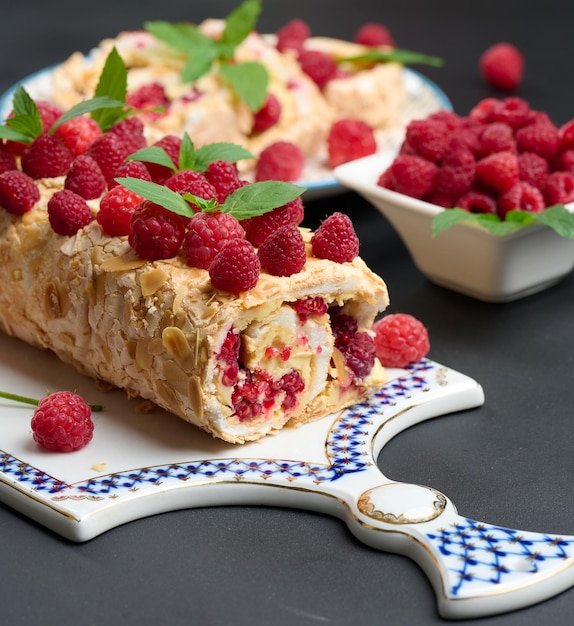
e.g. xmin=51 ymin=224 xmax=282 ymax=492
xmin=335 ymin=152 xmax=574 ymax=302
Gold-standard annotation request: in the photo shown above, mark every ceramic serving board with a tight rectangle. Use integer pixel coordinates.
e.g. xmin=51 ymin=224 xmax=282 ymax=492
xmin=0 ymin=331 xmax=573 ymax=619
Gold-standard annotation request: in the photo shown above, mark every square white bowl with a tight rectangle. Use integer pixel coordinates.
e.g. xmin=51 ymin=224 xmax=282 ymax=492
xmin=335 ymin=152 xmax=574 ymax=302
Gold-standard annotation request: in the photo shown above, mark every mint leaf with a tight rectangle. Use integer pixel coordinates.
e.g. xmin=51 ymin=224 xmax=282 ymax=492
xmin=50 ymin=96 xmax=127 ymax=131
xmin=92 ymin=47 xmax=128 ymax=130
xmin=340 ymin=48 xmax=444 ymax=68
xmin=2 ymin=86 xmax=43 ymax=141
xmin=127 ymin=146 xmax=178 ymax=170
xmin=528 ymin=204 xmax=574 ymax=238
xmin=115 ymin=177 xmax=194 ymax=218
xmin=221 ymin=181 xmax=306 ymax=219
xmin=431 ymin=208 xmax=474 ymax=236
xmin=222 ymin=0 xmax=261 ymax=48
xmin=219 ymin=61 xmax=268 ymax=112
xmin=178 ymin=133 xmax=197 ymax=171
xmin=0 ymin=125 xmax=31 ymax=142
xmin=144 ymin=21 xmax=211 ymax=54
xmin=194 ymin=142 xmax=254 ymax=171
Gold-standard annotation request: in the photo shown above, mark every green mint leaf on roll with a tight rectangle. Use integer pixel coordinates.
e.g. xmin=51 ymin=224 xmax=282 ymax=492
xmin=340 ymin=48 xmax=444 ymax=68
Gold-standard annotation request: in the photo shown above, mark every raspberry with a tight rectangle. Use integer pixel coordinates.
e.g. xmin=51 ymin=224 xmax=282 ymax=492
xmin=108 ymin=159 xmax=152 ymax=189
xmin=558 ymin=119 xmax=574 ymax=151
xmin=477 ymin=122 xmax=516 ymax=156
xmin=243 ymin=196 xmax=304 ymax=246
xmin=455 ymin=190 xmax=498 ymax=214
xmin=311 ymin=212 xmax=359 ymax=263
xmin=0 ymin=171 xmax=39 ymax=215
xmin=327 ymin=119 xmax=377 ymax=168
xmin=341 ymin=331 xmax=376 ymax=379
xmin=331 ymin=312 xmax=358 ymax=349
xmin=217 ymin=328 xmax=241 ymax=387
xmin=209 ymin=239 xmax=261 ymax=294
xmin=298 ymin=49 xmax=338 ymax=89
xmin=205 ymin=160 xmax=240 ymax=203
xmin=542 ymin=171 xmax=574 ymax=205
xmin=47 ymin=189 xmax=93 ymax=236
xmin=372 ymin=313 xmax=430 ymax=368
xmin=182 ymin=211 xmax=245 ymax=269
xmin=276 ymin=19 xmax=310 ymax=54
xmin=87 ymin=132 xmax=130 ymax=186
xmin=126 ymin=82 xmax=169 ymax=115
xmin=515 ymin=122 xmax=560 ymax=160
xmin=475 ymin=151 xmax=519 ymax=192
xmin=554 ymin=149 xmax=574 ymax=174
xmin=435 ymin=148 xmax=476 ymax=199
xmin=449 ymin=126 xmax=482 ymax=157
xmin=252 ymin=93 xmax=282 ymax=133
xmin=469 ymin=98 xmax=498 ymax=123
xmin=376 ymin=168 xmax=395 ymax=191
xmin=21 ymin=134 xmax=73 ymax=179
xmin=54 ymin=116 xmax=102 ymax=156
xmin=518 ymin=152 xmax=549 ymax=188
xmin=31 ymin=391 xmax=94 ymax=452
xmin=128 ymin=200 xmax=186 ymax=260
xmin=489 ymin=97 xmax=531 ymax=129
xmin=146 ymin=135 xmax=181 ymax=183
xmin=405 ymin=118 xmax=450 ymax=163
xmin=36 ymin=100 xmax=64 ymax=131
xmin=258 ymin=224 xmax=306 ymax=276
xmin=387 ymin=154 xmax=438 ymax=199
xmin=479 ymin=42 xmax=524 ymax=92
xmin=97 ymin=186 xmax=144 ymax=237
xmin=166 ymin=170 xmax=218 ymax=211
xmin=354 ymin=22 xmax=395 ymax=47
xmin=0 ymin=145 xmax=18 ymax=174
xmin=64 ymin=154 xmax=107 ymax=200
xmin=290 ymin=296 xmax=328 ymax=323
xmin=498 ymin=182 xmax=545 ymax=218
xmin=108 ymin=116 xmax=147 ymax=155
xmin=255 ymin=141 xmax=305 ymax=182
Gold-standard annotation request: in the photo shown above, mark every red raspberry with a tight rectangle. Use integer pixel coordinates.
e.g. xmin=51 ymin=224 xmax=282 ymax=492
xmin=209 ymin=239 xmax=261 ymax=294
xmin=558 ymin=119 xmax=574 ymax=151
xmin=0 ymin=145 xmax=18 ymax=174
xmin=449 ymin=126 xmax=482 ymax=157
xmin=290 ymin=296 xmax=328 ymax=323
xmin=108 ymin=159 xmax=152 ymax=189
xmin=311 ymin=212 xmax=359 ymax=263
xmin=252 ymin=93 xmax=282 ymax=133
xmin=255 ymin=141 xmax=305 ymax=182
xmin=258 ymin=224 xmax=306 ymax=276
xmin=469 ymin=98 xmax=498 ymax=123
xmin=455 ymin=190 xmax=498 ymax=214
xmin=129 ymin=200 xmax=186 ymax=260
xmin=354 ymin=22 xmax=395 ymax=47
xmin=327 ymin=119 xmax=377 ymax=168
xmin=146 ymin=135 xmax=181 ymax=183
xmin=478 ymin=122 xmax=516 ymax=157
xmin=54 ymin=116 xmax=102 ymax=156
xmin=243 ymin=196 xmax=304 ymax=246
xmin=554 ymin=149 xmax=574 ymax=174
xmin=205 ymin=160 xmax=240 ymax=203
xmin=515 ymin=122 xmax=560 ymax=160
xmin=182 ymin=211 xmax=245 ymax=269
xmin=331 ymin=312 xmax=358 ymax=350
xmin=479 ymin=43 xmax=524 ymax=92
xmin=376 ymin=168 xmax=395 ymax=191
xmin=97 ymin=186 xmax=144 ymax=237
xmin=518 ymin=152 xmax=549 ymax=188
xmin=108 ymin=116 xmax=147 ymax=155
xmin=64 ymin=154 xmax=107 ymax=200
xmin=87 ymin=132 xmax=130 ymax=185
xmin=126 ymin=82 xmax=169 ymax=115
xmin=387 ymin=154 xmax=438 ymax=199
xmin=298 ymin=49 xmax=338 ymax=89
xmin=405 ymin=118 xmax=450 ymax=163
xmin=47 ymin=189 xmax=93 ymax=236
xmin=435 ymin=148 xmax=476 ymax=199
xmin=341 ymin=331 xmax=376 ymax=379
xmin=36 ymin=100 xmax=64 ymax=130
xmin=498 ymin=182 xmax=545 ymax=219
xmin=475 ymin=151 xmax=519 ymax=192
xmin=372 ymin=313 xmax=430 ymax=368
xmin=489 ymin=97 xmax=531 ymax=129
xmin=31 ymin=391 xmax=94 ymax=452
xmin=166 ymin=169 xmax=218 ymax=211
xmin=217 ymin=328 xmax=241 ymax=387
xmin=0 ymin=171 xmax=39 ymax=215
xmin=542 ymin=171 xmax=574 ymax=205
xmin=276 ymin=19 xmax=310 ymax=54
xmin=21 ymin=134 xmax=73 ymax=179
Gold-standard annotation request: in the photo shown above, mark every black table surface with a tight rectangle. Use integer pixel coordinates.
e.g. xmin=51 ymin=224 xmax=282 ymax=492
xmin=1 ymin=1 xmax=572 ymax=624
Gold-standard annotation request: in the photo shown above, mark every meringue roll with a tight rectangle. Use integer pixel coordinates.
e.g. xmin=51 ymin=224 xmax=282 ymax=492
xmin=0 ymin=191 xmax=389 ymax=443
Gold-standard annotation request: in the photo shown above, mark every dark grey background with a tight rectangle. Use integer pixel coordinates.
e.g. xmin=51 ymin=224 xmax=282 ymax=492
xmin=1 ymin=1 xmax=572 ymax=624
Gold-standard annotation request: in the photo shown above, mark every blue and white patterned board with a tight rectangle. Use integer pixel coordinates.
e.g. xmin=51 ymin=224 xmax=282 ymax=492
xmin=0 ymin=65 xmax=451 ymax=200
xmin=0 ymin=331 xmax=573 ymax=619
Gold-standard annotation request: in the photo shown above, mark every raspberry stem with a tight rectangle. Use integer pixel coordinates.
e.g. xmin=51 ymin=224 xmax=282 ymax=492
xmin=0 ymin=390 xmax=103 ymax=411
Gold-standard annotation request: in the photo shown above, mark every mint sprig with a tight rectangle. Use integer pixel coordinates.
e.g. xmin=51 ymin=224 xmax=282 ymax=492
xmin=144 ymin=0 xmax=268 ymax=111
xmin=116 ymin=176 xmax=306 ymax=221
xmin=432 ymin=205 xmax=574 ymax=238
xmin=339 ymin=49 xmax=444 ymax=68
